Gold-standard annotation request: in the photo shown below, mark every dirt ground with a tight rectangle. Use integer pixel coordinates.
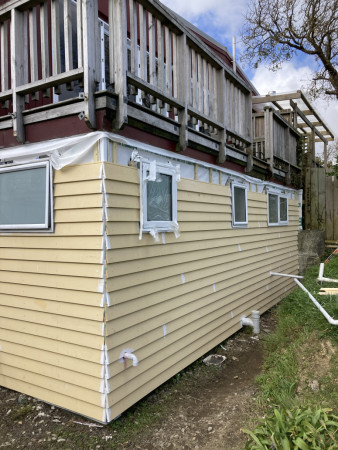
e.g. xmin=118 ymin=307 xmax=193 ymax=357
xmin=0 ymin=313 xmax=276 ymax=450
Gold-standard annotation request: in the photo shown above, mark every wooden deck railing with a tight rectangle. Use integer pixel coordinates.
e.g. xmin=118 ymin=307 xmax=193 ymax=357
xmin=0 ymin=0 xmax=252 ymax=159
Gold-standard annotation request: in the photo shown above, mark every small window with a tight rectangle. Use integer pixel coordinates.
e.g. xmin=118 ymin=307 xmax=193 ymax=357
xmin=268 ymin=193 xmax=288 ymax=226
xmin=232 ymin=184 xmax=248 ymax=227
xmin=142 ymin=162 xmax=177 ymax=231
xmin=0 ymin=161 xmax=53 ymax=231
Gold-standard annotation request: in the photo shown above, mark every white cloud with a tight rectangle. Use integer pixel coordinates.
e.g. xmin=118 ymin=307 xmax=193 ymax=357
xmin=161 ymin=0 xmax=249 ymax=44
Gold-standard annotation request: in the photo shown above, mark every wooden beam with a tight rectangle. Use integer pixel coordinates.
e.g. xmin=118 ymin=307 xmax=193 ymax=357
xmin=253 ymin=91 xmax=302 ymax=104
xmin=298 ymin=122 xmax=321 ymax=128
xmin=290 ymin=100 xmax=327 ymax=143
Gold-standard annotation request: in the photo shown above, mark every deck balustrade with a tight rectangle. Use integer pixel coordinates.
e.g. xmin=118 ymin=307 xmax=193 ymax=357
xmin=0 ymin=0 xmax=278 ymax=169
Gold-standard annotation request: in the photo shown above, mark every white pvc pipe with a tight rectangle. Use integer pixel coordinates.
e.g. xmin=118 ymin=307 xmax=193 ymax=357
xmin=317 ymin=263 xmax=338 ymax=283
xmin=123 ymin=352 xmax=139 ymax=366
xmin=294 ymin=278 xmax=338 ymax=326
xmin=241 ymin=310 xmax=260 ymax=334
xmin=270 ymin=271 xmax=303 ymax=279
xmin=318 ymin=277 xmax=338 ymax=283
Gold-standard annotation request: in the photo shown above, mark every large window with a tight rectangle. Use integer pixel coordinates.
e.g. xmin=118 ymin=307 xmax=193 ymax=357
xmin=268 ymin=193 xmax=288 ymax=226
xmin=0 ymin=161 xmax=53 ymax=231
xmin=232 ymin=184 xmax=248 ymax=227
xmin=142 ymin=161 xmax=177 ymax=232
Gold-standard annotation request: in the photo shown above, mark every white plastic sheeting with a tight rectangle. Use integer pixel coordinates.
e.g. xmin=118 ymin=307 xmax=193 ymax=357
xmin=0 ymin=130 xmax=300 ymax=199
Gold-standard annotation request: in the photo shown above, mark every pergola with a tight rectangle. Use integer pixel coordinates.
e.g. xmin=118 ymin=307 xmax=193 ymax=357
xmin=253 ymin=90 xmax=335 ymax=169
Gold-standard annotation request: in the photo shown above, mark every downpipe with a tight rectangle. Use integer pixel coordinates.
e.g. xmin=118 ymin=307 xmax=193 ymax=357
xmin=241 ymin=310 xmax=260 ymax=334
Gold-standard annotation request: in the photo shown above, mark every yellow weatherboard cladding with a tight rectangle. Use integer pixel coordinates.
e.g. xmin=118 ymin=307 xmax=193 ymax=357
xmin=0 ymin=161 xmax=299 ymax=422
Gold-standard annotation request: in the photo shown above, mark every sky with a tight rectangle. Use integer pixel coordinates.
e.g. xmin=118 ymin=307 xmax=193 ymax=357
xmin=162 ymin=0 xmax=338 ymax=157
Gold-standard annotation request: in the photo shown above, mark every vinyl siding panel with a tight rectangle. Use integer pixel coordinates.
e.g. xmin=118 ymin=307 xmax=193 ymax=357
xmin=103 ymin=162 xmax=299 ymax=419
xmin=0 ymin=162 xmax=106 ymax=422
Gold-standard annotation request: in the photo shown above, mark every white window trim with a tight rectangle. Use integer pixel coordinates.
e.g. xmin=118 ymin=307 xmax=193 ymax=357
xmin=232 ymin=183 xmax=248 ymax=228
xmin=142 ymin=161 xmax=177 ymax=232
xmin=268 ymin=193 xmax=288 ymax=226
xmin=0 ymin=160 xmax=53 ymax=231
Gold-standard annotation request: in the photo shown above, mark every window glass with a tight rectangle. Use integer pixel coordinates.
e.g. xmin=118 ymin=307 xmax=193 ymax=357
xmin=280 ymin=197 xmax=288 ymax=222
xmin=234 ymin=186 xmax=247 ymax=224
xmin=147 ymin=173 xmax=172 ymax=222
xmin=268 ymin=194 xmax=278 ymax=224
xmin=0 ymin=162 xmax=52 ymax=230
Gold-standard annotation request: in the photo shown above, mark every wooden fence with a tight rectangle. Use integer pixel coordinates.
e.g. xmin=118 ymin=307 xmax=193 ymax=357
xmin=304 ymin=168 xmax=338 ymax=241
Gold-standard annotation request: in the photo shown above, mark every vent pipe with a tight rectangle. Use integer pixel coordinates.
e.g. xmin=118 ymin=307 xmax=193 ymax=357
xmin=232 ymin=36 xmax=236 ymax=73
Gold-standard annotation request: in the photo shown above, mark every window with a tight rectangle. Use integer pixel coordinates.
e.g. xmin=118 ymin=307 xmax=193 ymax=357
xmin=268 ymin=193 xmax=288 ymax=226
xmin=232 ymin=184 xmax=248 ymax=227
xmin=142 ymin=161 xmax=177 ymax=232
xmin=0 ymin=161 xmax=53 ymax=231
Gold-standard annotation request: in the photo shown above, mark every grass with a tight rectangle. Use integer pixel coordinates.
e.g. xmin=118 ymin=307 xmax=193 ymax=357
xmin=248 ymin=255 xmax=338 ymax=435
xmin=242 ymin=255 xmax=338 ymax=448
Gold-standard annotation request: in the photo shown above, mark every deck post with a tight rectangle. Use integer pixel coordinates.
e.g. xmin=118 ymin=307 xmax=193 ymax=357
xmin=264 ymin=106 xmax=274 ymax=173
xmin=82 ymin=0 xmax=97 ymax=129
xmin=110 ymin=0 xmax=128 ymax=130
xmin=175 ymin=33 xmax=188 ymax=152
xmin=10 ymin=8 xmax=25 ymax=143
xmin=216 ymin=68 xmax=226 ymax=163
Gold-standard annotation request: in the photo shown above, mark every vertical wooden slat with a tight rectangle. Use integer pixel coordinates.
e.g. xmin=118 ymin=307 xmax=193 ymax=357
xmin=175 ymin=33 xmax=187 ymax=152
xmin=148 ymin=12 xmax=155 ymax=85
xmin=213 ymin=67 xmax=217 ymax=121
xmin=64 ymin=0 xmax=73 ymax=72
xmin=191 ymin=48 xmax=197 ymax=109
xmin=82 ymin=0 xmax=98 ymax=129
xmin=317 ymin=169 xmax=326 ymax=232
xmin=157 ymin=18 xmax=164 ymax=91
xmin=11 ymin=8 xmax=25 ymax=142
xmin=216 ymin=68 xmax=226 ymax=163
xmin=40 ymin=2 xmax=50 ymax=79
xmin=165 ymin=26 xmax=171 ymax=96
xmin=310 ymin=168 xmax=319 ymax=230
xmin=0 ymin=21 xmax=9 ymax=91
xmin=51 ymin=0 xmax=61 ymax=75
xmin=77 ymin=0 xmax=83 ymax=68
xmin=29 ymin=8 xmax=38 ymax=83
xmin=203 ymin=58 xmax=208 ymax=117
xmin=208 ymin=64 xmax=213 ymax=119
xmin=197 ymin=53 xmax=203 ymax=114
xmin=129 ymin=0 xmax=137 ymax=75
xmin=246 ymin=91 xmax=252 ymax=141
xmin=325 ymin=176 xmax=333 ymax=240
xmin=304 ymin=168 xmax=311 ymax=230
xmin=334 ymin=177 xmax=338 ymax=241
xmin=110 ymin=0 xmax=127 ymax=129
xmin=139 ymin=4 xmax=147 ymax=82
xmin=172 ymin=32 xmax=177 ymax=99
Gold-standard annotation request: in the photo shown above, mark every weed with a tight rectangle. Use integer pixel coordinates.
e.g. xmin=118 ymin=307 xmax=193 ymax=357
xmin=245 ymin=256 xmax=338 ymax=448
xmin=242 ymin=406 xmax=338 ymax=449
xmin=10 ymin=404 xmax=33 ymax=421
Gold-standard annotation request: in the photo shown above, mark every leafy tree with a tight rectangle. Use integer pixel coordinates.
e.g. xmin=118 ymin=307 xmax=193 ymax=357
xmin=241 ymin=0 xmax=338 ymax=99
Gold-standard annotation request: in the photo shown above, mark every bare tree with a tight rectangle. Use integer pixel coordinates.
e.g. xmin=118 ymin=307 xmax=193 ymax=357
xmin=241 ymin=0 xmax=338 ymax=99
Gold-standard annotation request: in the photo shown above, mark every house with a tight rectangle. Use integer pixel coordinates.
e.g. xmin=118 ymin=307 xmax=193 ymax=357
xmin=0 ymin=0 xmax=334 ymax=423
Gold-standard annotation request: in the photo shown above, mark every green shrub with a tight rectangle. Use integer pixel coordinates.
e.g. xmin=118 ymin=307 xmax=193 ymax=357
xmin=242 ymin=406 xmax=337 ymax=449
